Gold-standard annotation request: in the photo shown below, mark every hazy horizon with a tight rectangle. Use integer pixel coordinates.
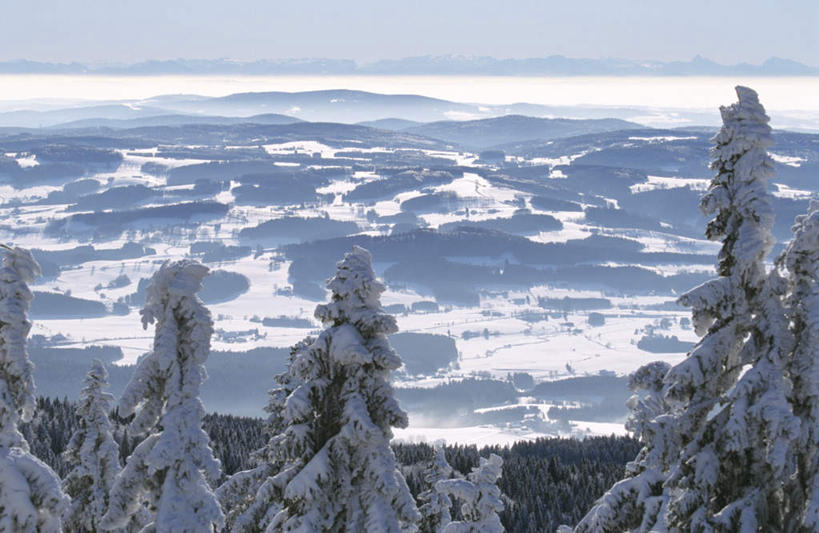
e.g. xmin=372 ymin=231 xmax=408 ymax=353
xmin=2 ymin=53 xmax=819 ymax=69
xmin=4 ymin=1 xmax=819 ymax=65
xmin=1 ymin=74 xmax=819 ymax=131
xmin=0 ymin=74 xmax=817 ymax=109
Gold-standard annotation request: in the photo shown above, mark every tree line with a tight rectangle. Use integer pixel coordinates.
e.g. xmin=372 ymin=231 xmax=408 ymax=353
xmin=19 ymin=395 xmax=639 ymax=532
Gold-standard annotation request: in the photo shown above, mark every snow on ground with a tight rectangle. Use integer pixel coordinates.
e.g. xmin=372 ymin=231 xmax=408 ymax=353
xmin=525 ymin=147 xmax=600 ymax=168
xmin=15 ymin=153 xmax=39 ymax=168
xmin=770 ymin=152 xmax=806 ymax=167
xmin=527 ymin=219 xmax=590 ymax=244
xmin=393 ymin=418 xmax=628 ymax=445
xmin=393 ymin=425 xmax=548 ymax=447
xmin=629 ymin=175 xmax=710 ymax=193
xmin=393 ymin=286 xmax=695 ymax=383
xmin=0 ymin=141 xmax=722 ymax=446
xmin=423 ymin=149 xmax=478 ymax=166
xmin=0 ymin=184 xmax=61 ymax=202
xmin=263 ymin=141 xmax=337 ymax=158
xmin=4 ymin=140 xmax=703 ymax=377
xmin=122 ymin=148 xmax=205 ymax=169
xmin=32 ymin=311 xmax=155 ymax=362
xmin=316 ymin=171 xmax=380 ymax=198
xmin=571 ymin=421 xmax=628 ymax=437
xmin=627 ymin=135 xmax=698 ymax=143
xmin=380 ymin=285 xmax=428 ymax=308
xmin=29 ymin=250 xmax=325 ymax=363
xmin=624 ymin=231 xmax=718 ymax=254
xmin=774 ymin=183 xmax=814 ymax=200
xmin=433 ymin=173 xmax=520 ymax=204
xmin=206 ymin=258 xmax=319 ymax=353
xmin=444 ymin=310 xmax=690 ymax=379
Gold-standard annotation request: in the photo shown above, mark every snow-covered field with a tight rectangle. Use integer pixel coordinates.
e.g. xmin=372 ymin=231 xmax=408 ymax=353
xmin=11 ymin=147 xmax=699 ymax=370
xmin=3 ymin=110 xmax=815 ymax=444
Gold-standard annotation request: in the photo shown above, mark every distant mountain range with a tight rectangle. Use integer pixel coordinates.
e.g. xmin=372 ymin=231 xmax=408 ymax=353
xmin=3 ymin=110 xmax=641 ymax=152
xmin=0 ymin=90 xmax=656 ymax=135
xmin=0 ymin=89 xmax=651 ymax=128
xmin=402 ymin=116 xmax=641 ymax=150
xmin=0 ymin=88 xmax=814 ymax=133
xmin=52 ymin=113 xmax=302 ymax=130
xmin=1 ymin=55 xmax=817 ymax=76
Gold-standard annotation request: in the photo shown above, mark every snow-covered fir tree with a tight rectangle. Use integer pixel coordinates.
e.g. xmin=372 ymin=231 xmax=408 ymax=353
xmin=623 ymin=362 xmax=674 ymax=462
xmin=417 ymin=446 xmax=454 ymax=533
xmin=783 ymin=200 xmax=819 ymax=529
xmin=569 ymin=86 xmax=801 ymax=532
xmin=0 ymin=245 xmax=67 ymax=532
xmin=437 ymin=453 xmax=504 ymax=533
xmin=216 ymin=338 xmax=310 ymax=533
xmin=573 ymin=361 xmax=674 ymax=532
xmin=267 ymin=245 xmax=420 ymax=532
xmin=62 ymin=359 xmax=141 ymax=532
xmin=101 ymin=260 xmax=225 ymax=533
xmin=660 ymin=86 xmax=798 ymax=531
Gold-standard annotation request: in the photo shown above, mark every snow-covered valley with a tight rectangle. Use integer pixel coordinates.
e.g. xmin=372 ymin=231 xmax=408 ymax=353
xmin=2 ymin=90 xmax=817 ymax=445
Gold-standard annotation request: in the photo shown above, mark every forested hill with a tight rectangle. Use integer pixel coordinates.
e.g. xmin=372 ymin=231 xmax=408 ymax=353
xmin=395 ymin=438 xmax=640 ymax=532
xmin=26 ymin=396 xmax=638 ymax=533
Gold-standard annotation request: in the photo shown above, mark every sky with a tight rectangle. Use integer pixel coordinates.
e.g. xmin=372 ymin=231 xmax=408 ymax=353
xmin=3 ymin=0 xmax=818 ymax=65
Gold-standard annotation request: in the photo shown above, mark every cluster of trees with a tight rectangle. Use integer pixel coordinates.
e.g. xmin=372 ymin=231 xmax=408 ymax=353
xmin=569 ymin=87 xmax=819 ymax=531
xmin=19 ymin=396 xmax=640 ymax=533
xmin=0 ymin=244 xmax=512 ymax=531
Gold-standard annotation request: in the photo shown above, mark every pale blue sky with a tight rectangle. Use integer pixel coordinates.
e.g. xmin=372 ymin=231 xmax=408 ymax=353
xmin=4 ymin=0 xmax=818 ymax=65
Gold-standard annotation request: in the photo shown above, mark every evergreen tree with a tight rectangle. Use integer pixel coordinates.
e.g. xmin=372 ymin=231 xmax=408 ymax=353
xmin=572 ymin=361 xmax=674 ymax=532
xmin=268 ymin=246 xmax=420 ymax=532
xmin=570 ymin=86 xmax=800 ymax=532
xmin=0 ymin=245 xmax=67 ymax=532
xmin=216 ymin=338 xmax=310 ymax=532
xmin=662 ymin=85 xmax=799 ymax=531
xmin=783 ymin=200 xmax=819 ymax=530
xmin=417 ymin=446 xmax=454 ymax=533
xmin=14 ymin=393 xmax=639 ymax=533
xmin=63 ymin=360 xmax=139 ymax=532
xmin=437 ymin=453 xmax=504 ymax=533
xmin=101 ymin=260 xmax=224 ymax=532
